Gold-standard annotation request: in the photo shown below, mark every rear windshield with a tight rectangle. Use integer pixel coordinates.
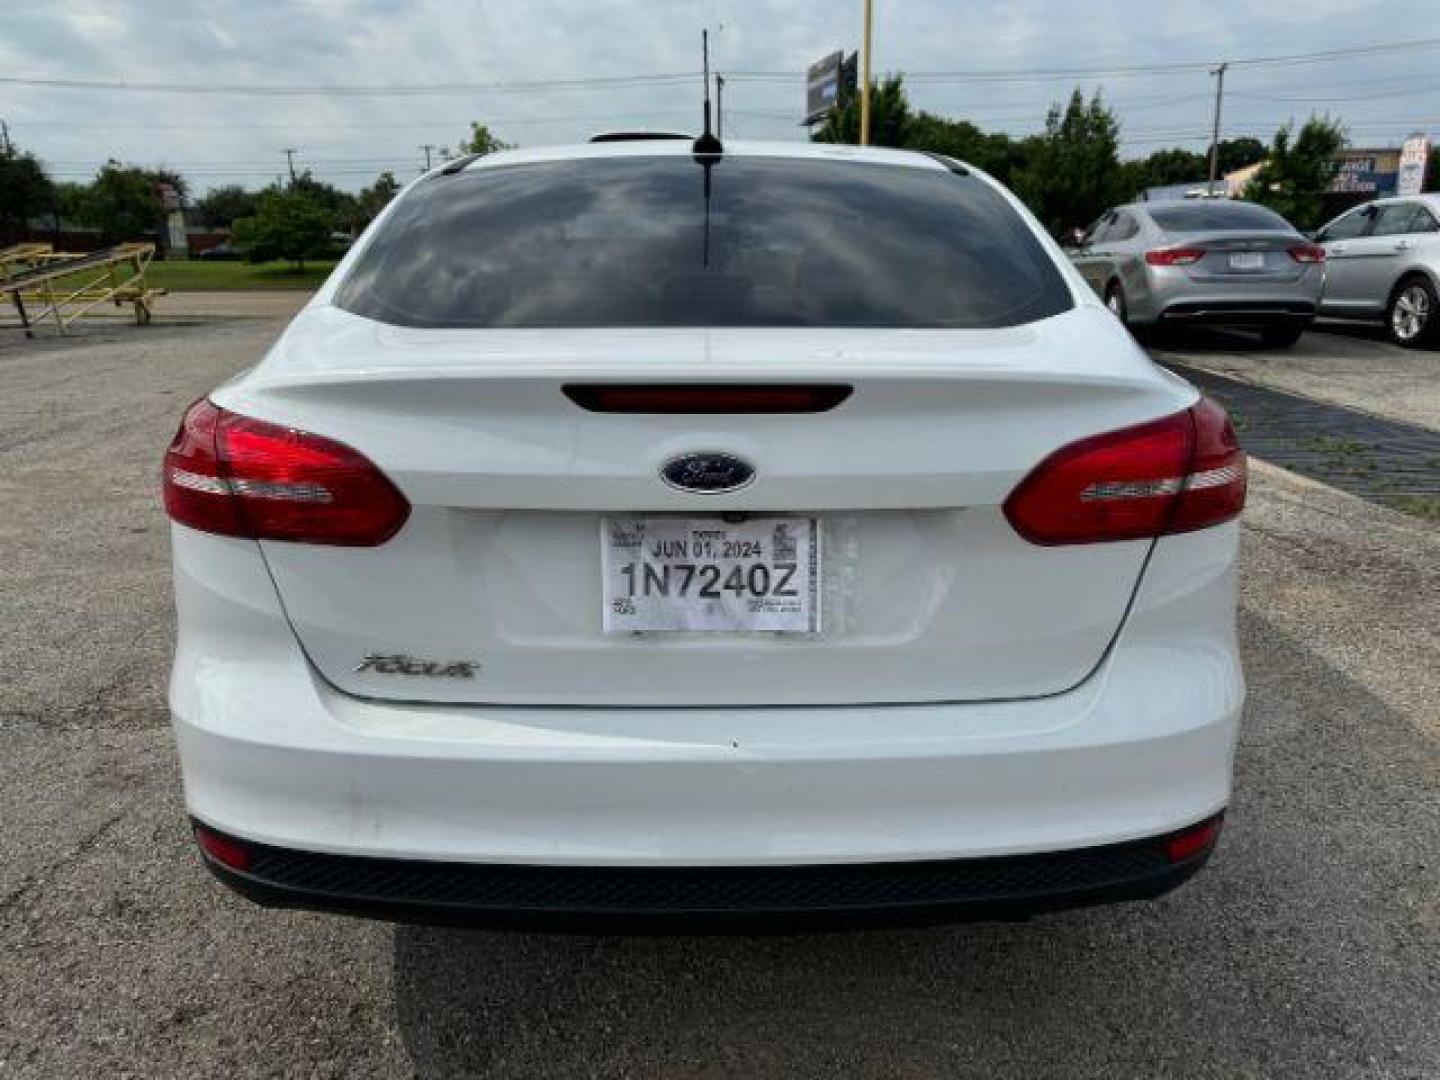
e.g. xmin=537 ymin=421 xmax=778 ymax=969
xmin=1149 ymin=202 xmax=1294 ymax=234
xmin=334 ymin=156 xmax=1073 ymax=329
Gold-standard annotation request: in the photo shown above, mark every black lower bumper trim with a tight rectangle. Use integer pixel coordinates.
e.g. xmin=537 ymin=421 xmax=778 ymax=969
xmin=1159 ymin=300 xmax=1316 ymax=327
xmin=194 ymin=817 xmax=1220 ymax=932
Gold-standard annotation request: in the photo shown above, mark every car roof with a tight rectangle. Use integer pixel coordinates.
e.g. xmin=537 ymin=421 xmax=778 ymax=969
xmin=1361 ymin=193 xmax=1440 ymax=209
xmin=1120 ymin=198 xmax=1270 ymax=214
xmin=440 ymin=139 xmax=957 ymax=175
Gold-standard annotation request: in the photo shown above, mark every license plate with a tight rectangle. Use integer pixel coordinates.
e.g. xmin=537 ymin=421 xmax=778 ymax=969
xmin=1229 ymin=252 xmax=1266 ymax=271
xmin=602 ymin=516 xmax=820 ymax=634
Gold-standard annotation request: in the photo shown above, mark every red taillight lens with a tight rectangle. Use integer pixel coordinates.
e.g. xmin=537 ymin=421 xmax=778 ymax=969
xmin=162 ymin=398 xmax=245 ymax=536
xmin=1164 ymin=814 xmax=1224 ymax=863
xmin=1287 ymin=243 xmax=1326 ymax=264
xmin=1166 ymin=397 xmax=1247 ymax=535
xmin=1003 ymin=398 xmax=1246 ymax=546
xmin=162 ymin=398 xmax=410 ymax=546
xmin=1144 ymin=247 xmax=1205 ymax=267
xmin=193 ymin=824 xmax=252 ymax=871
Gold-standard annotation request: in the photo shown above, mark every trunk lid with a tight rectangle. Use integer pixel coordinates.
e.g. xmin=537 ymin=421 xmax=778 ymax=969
xmin=218 ymin=304 xmax=1194 ymax=707
xmin=1164 ymin=230 xmax=1306 ymax=283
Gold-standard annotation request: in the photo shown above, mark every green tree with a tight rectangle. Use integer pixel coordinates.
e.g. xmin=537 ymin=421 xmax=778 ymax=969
xmin=1137 ymin=147 xmax=1209 ymax=188
xmin=905 ymin=112 xmax=1027 ymax=184
xmin=810 ymin=74 xmax=1030 ymax=184
xmin=356 ymin=171 xmax=401 ymax=225
xmin=459 ymin=122 xmax=513 ymax=156
xmin=0 ymin=142 xmax=55 ymax=243
xmin=1247 ymin=117 xmax=1347 ymax=230
xmin=78 ymin=161 xmax=163 ymax=244
xmin=812 ymin=74 xmax=914 ymax=148
xmin=54 ymin=182 xmax=91 ymax=225
xmin=288 ymin=170 xmax=359 ymax=233
xmin=149 ymin=167 xmax=189 ymax=203
xmin=231 ymin=186 xmax=333 ymax=267
xmin=1013 ymin=89 xmax=1125 ymax=237
xmin=196 ymin=184 xmax=260 ymax=229
xmin=1216 ymin=137 xmax=1268 ymax=175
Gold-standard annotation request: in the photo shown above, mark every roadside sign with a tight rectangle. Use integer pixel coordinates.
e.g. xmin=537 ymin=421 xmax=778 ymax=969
xmin=805 ymin=51 xmax=843 ymax=125
xmin=1398 ymin=134 xmax=1432 ymax=197
xmin=1328 ymin=148 xmax=1402 ymax=196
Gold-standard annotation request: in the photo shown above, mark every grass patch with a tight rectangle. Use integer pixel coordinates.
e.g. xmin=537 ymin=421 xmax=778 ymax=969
xmin=1299 ymin=435 xmax=1369 ymax=457
xmin=143 ymin=260 xmax=338 ymax=292
xmin=1380 ymin=494 xmax=1440 ymax=521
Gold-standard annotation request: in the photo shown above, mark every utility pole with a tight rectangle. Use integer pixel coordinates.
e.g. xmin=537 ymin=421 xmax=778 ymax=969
xmin=0 ymin=119 xmax=11 ymax=155
xmin=282 ymin=147 xmax=298 ymax=184
xmin=419 ymin=144 xmax=434 ymax=171
xmin=715 ymin=75 xmax=725 ymax=139
xmin=1207 ymin=62 xmax=1228 ymax=195
xmin=859 ymin=0 xmax=874 ymax=145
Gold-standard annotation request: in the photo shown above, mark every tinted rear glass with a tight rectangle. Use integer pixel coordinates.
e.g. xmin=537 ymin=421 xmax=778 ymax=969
xmin=334 ymin=156 xmax=1072 ymax=329
xmin=1149 ymin=202 xmax=1294 ymax=234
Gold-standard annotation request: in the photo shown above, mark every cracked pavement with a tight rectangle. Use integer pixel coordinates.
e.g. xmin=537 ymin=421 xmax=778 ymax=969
xmin=1 ymin=299 xmax=1437 ymax=1078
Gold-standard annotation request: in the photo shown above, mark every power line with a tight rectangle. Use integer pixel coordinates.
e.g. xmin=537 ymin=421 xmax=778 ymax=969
xmin=0 ymin=71 xmax=701 ymax=97
xmin=6 ymin=35 xmax=1436 ymax=98
xmin=728 ymin=34 xmax=1440 ymax=85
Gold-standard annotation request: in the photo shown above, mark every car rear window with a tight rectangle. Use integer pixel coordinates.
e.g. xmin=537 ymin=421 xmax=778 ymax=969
xmin=334 ymin=155 xmax=1073 ymax=329
xmin=1149 ymin=202 xmax=1294 ymax=234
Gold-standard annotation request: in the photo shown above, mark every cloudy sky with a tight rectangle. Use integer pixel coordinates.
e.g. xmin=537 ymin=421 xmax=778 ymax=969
xmin=3 ymin=0 xmax=1438 ymax=195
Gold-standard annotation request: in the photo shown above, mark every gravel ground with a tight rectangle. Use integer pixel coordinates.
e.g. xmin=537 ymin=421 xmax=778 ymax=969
xmin=1153 ymin=322 xmax=1440 ymax=432
xmin=1 ymin=300 xmax=1436 ymax=1079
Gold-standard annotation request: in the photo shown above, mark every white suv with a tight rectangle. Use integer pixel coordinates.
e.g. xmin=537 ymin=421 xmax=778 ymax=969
xmin=164 ymin=139 xmax=1245 ymax=930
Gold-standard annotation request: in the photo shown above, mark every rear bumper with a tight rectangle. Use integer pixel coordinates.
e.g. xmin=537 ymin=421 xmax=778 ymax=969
xmin=194 ymin=815 xmax=1221 ymax=931
xmin=169 ymin=523 xmax=1243 ymax=910
xmin=1129 ymin=262 xmax=1323 ymax=327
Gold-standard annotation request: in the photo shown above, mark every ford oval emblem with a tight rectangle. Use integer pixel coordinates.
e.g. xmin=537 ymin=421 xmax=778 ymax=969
xmin=660 ymin=452 xmax=756 ymax=494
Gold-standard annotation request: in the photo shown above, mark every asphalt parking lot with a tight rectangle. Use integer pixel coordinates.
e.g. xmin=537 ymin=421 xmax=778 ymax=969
xmin=1 ymin=297 xmax=1437 ymax=1079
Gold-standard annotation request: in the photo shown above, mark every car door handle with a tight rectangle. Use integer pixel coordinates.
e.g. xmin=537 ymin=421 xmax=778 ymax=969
xmin=1328 ymin=244 xmax=1347 ymax=254
xmin=1394 ymin=239 xmax=1417 ymax=251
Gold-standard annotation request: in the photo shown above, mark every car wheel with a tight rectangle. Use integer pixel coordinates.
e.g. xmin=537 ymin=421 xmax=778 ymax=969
xmin=1387 ymin=276 xmax=1439 ymax=348
xmin=1259 ymin=323 xmax=1305 ymax=348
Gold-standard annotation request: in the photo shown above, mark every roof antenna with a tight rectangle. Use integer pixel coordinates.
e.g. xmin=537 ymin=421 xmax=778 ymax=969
xmin=692 ymin=29 xmax=723 ymax=158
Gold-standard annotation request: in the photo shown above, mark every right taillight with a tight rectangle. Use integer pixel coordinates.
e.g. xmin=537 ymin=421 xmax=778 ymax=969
xmin=1003 ymin=398 xmax=1246 ymax=545
xmin=1287 ymin=243 xmax=1326 ymax=264
xmin=162 ymin=398 xmax=410 ymax=546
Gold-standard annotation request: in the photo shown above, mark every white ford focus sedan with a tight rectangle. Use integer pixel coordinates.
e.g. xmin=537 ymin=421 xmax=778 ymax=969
xmin=163 ymin=138 xmax=1245 ymax=930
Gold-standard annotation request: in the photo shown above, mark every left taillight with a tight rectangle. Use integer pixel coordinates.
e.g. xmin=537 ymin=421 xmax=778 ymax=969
xmin=1287 ymin=243 xmax=1326 ymax=264
xmin=1144 ymin=247 xmax=1205 ymax=267
xmin=162 ymin=398 xmax=410 ymax=546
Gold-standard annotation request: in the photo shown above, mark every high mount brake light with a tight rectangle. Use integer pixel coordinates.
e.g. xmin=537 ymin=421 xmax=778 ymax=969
xmin=1144 ymin=247 xmax=1205 ymax=267
xmin=162 ymin=399 xmax=410 ymax=546
xmin=1003 ymin=398 xmax=1246 ymax=546
xmin=1287 ymin=243 xmax=1326 ymax=263
xmin=563 ymin=383 xmax=853 ymax=414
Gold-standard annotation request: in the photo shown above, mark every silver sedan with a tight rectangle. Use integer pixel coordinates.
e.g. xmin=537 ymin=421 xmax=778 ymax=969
xmin=1069 ymin=200 xmax=1325 ymax=347
xmin=1316 ymin=194 xmax=1440 ymax=349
